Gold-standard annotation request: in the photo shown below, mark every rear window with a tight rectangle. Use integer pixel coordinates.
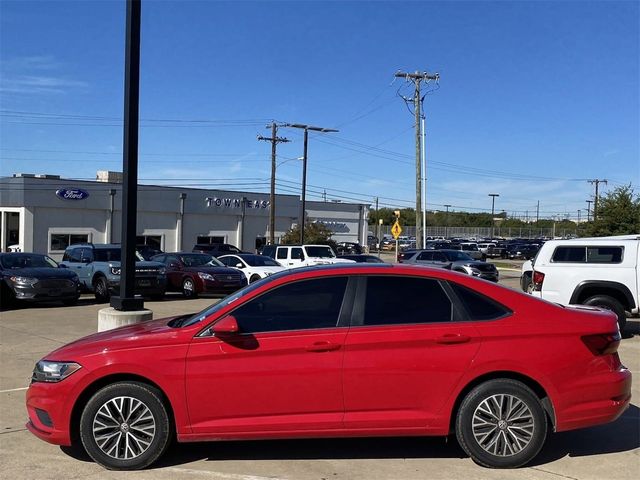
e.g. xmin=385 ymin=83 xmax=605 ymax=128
xmin=552 ymin=246 xmax=623 ymax=263
xmin=450 ymin=283 xmax=511 ymax=321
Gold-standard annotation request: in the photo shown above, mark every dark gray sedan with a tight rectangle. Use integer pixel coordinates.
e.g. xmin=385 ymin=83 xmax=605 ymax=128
xmin=402 ymin=249 xmax=499 ymax=282
xmin=0 ymin=253 xmax=81 ymax=305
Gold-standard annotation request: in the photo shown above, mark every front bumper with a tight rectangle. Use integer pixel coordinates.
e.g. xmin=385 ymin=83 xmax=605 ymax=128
xmin=11 ymin=283 xmax=80 ymax=302
xmin=108 ymin=275 xmax=167 ymax=295
xmin=26 ymin=378 xmax=79 ymax=446
xmin=200 ymin=278 xmax=247 ymax=294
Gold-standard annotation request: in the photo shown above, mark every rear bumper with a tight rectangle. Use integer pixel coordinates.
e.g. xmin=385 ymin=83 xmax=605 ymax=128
xmin=555 ymin=367 xmax=632 ymax=432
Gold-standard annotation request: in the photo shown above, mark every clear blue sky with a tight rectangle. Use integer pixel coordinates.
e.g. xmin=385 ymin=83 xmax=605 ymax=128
xmin=1 ymin=0 xmax=638 ymax=220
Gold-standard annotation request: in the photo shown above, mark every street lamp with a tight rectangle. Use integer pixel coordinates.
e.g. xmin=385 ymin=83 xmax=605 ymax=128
xmin=443 ymin=204 xmax=451 ymax=239
xmin=284 ymin=124 xmax=339 ymax=244
xmin=488 ymin=194 xmax=499 ymax=240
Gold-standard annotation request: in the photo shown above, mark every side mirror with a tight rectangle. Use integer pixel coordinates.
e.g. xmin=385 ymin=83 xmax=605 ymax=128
xmin=235 ymin=263 xmax=244 ymax=269
xmin=213 ymin=315 xmax=240 ymax=335
xmin=168 ymin=262 xmax=181 ymax=269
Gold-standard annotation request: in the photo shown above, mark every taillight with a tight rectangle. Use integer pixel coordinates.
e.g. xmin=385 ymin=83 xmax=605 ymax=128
xmin=581 ymin=332 xmax=621 ymax=356
xmin=532 ymin=270 xmax=545 ymax=291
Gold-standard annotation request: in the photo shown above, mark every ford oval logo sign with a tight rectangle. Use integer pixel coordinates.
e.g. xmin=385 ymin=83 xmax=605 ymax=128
xmin=56 ymin=188 xmax=90 ymax=200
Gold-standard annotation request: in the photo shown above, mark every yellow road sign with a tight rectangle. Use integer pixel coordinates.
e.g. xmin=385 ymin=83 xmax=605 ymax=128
xmin=391 ymin=221 xmax=402 ymax=239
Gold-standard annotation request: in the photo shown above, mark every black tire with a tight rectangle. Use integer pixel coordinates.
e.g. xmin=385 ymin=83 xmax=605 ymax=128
xmin=79 ymin=381 xmax=172 ymax=470
xmin=93 ymin=276 xmax=110 ymax=303
xmin=182 ymin=277 xmax=197 ymax=298
xmin=249 ymin=274 xmax=262 ymax=284
xmin=583 ymin=295 xmax=627 ymax=331
xmin=455 ymin=379 xmax=547 ymax=468
xmin=520 ymin=273 xmax=532 ymax=293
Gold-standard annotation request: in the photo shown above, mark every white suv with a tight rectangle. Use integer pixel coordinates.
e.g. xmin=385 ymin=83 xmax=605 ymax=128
xmin=261 ymin=244 xmax=355 ymax=269
xmin=529 ymin=234 xmax=639 ymax=330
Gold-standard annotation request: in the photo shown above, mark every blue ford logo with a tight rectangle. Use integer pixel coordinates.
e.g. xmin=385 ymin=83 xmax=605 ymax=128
xmin=56 ymin=188 xmax=90 ymax=200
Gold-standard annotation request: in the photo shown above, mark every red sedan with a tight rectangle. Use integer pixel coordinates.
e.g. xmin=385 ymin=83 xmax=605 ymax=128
xmin=26 ymin=264 xmax=631 ymax=470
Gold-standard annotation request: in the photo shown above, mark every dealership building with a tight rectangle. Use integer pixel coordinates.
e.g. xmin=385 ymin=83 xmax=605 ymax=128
xmin=0 ymin=172 xmax=370 ymax=260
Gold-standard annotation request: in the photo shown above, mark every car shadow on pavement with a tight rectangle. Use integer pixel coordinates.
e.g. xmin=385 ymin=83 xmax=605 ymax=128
xmin=531 ymin=403 xmax=640 ymax=465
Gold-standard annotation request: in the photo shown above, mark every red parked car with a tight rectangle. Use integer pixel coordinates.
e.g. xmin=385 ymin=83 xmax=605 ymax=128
xmin=26 ymin=264 xmax=631 ymax=470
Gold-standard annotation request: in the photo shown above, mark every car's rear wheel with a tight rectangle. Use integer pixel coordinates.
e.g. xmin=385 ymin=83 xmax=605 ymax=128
xmin=583 ymin=295 xmax=627 ymax=331
xmin=79 ymin=382 xmax=172 ymax=470
xmin=93 ymin=276 xmax=110 ymax=303
xmin=455 ymin=379 xmax=547 ymax=468
xmin=182 ymin=277 xmax=197 ymax=298
xmin=249 ymin=274 xmax=262 ymax=284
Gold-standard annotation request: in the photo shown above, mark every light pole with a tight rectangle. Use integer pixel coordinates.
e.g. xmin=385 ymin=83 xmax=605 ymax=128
xmin=284 ymin=124 xmax=338 ymax=244
xmin=586 ymin=200 xmax=593 ymax=222
xmin=443 ymin=204 xmax=451 ymax=239
xmin=488 ymin=194 xmax=499 ymax=240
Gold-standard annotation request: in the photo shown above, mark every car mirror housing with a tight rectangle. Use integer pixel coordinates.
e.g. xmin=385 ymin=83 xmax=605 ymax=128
xmin=213 ymin=315 xmax=240 ymax=335
xmin=235 ymin=263 xmax=244 ymax=269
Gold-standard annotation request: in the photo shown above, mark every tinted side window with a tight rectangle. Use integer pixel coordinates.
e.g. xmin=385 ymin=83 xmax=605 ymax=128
xmin=363 ymin=276 xmax=452 ymax=326
xmin=291 ymin=247 xmax=304 ymax=260
xmin=218 ymin=256 xmax=233 ymax=267
xmin=450 ymin=283 xmax=511 ymax=321
xmin=68 ymin=248 xmax=83 ymax=262
xmin=586 ymin=246 xmax=623 ymax=263
xmin=276 ymin=248 xmax=288 ymax=260
xmin=231 ymin=277 xmax=348 ymax=333
xmin=552 ymin=246 xmax=586 ymax=262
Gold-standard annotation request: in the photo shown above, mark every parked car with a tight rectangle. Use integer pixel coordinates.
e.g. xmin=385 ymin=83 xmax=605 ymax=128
xmin=338 ymin=254 xmax=385 ymax=263
xmin=152 ymin=253 xmax=247 ymax=298
xmin=261 ymin=244 xmax=355 ymax=268
xmin=459 ymin=242 xmax=484 ymax=260
xmin=529 ymin=234 xmax=640 ymax=330
xmin=192 ymin=243 xmax=244 ymax=257
xmin=26 ymin=264 xmax=631 ymax=470
xmin=0 ymin=253 xmax=80 ymax=306
xmin=60 ymin=244 xmax=166 ymax=302
xmin=218 ymin=253 xmax=286 ymax=283
xmin=335 ymin=242 xmax=363 ymax=255
xmin=506 ymin=244 xmax=539 ymax=260
xmin=136 ymin=245 xmax=163 ymax=261
xmin=403 ymin=249 xmax=499 ymax=282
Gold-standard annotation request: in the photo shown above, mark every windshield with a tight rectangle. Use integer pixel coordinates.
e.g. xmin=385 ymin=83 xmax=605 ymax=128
xmin=176 ymin=279 xmax=267 ymax=327
xmin=179 ymin=253 xmax=222 ymax=267
xmin=305 ymin=246 xmax=336 ymax=258
xmin=94 ymin=249 xmax=145 ymax=262
xmin=443 ymin=251 xmax=474 ymax=262
xmin=0 ymin=254 xmax=58 ymax=269
xmin=242 ymin=255 xmax=281 ymax=267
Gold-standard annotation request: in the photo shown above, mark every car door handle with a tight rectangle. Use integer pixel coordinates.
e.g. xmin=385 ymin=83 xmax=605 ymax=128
xmin=306 ymin=341 xmax=341 ymax=352
xmin=436 ymin=334 xmax=471 ymax=344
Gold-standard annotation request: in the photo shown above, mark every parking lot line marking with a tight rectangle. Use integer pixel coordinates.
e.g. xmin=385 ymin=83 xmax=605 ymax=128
xmin=0 ymin=387 xmax=28 ymax=393
xmin=164 ymin=468 xmax=283 ymax=480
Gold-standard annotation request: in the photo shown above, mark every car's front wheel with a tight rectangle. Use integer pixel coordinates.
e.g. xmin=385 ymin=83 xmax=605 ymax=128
xmin=79 ymin=381 xmax=172 ymax=470
xmin=455 ymin=379 xmax=547 ymax=468
xmin=249 ymin=274 xmax=262 ymax=284
xmin=182 ymin=277 xmax=197 ymax=298
xmin=93 ymin=276 xmax=110 ymax=303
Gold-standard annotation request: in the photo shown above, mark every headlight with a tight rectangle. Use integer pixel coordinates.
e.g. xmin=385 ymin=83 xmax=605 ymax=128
xmin=9 ymin=276 xmax=38 ymax=286
xmin=110 ymin=267 xmax=121 ymax=275
xmin=198 ymin=272 xmax=214 ymax=281
xmin=32 ymin=361 xmax=81 ymax=383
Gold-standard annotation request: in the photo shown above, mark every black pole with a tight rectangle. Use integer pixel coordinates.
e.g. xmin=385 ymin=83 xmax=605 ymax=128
xmin=300 ymin=128 xmax=308 ymax=244
xmin=111 ymin=0 xmax=143 ymax=311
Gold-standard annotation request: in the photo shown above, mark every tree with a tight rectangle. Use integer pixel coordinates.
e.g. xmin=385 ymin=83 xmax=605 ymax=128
xmin=585 ymin=185 xmax=640 ymax=237
xmin=281 ymin=222 xmax=337 ymax=248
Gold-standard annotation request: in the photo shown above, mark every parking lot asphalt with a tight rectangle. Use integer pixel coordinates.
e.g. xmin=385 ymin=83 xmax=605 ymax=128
xmin=1 ymin=274 xmax=638 ymax=480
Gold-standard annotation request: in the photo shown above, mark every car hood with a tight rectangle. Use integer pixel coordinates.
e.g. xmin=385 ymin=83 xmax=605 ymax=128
xmin=1 ymin=267 xmax=78 ymax=279
xmin=45 ymin=316 xmax=187 ymax=361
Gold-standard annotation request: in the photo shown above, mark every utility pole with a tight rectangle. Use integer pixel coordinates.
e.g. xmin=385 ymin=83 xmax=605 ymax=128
xmin=585 ymin=200 xmax=593 ymax=222
xmin=395 ymin=70 xmax=439 ymax=250
xmin=283 ymin=123 xmax=338 ymax=244
xmin=488 ymin=193 xmax=499 ymax=240
xmin=577 ymin=209 xmax=581 ymax=223
xmin=375 ymin=197 xmax=380 ymax=255
xmin=258 ymin=123 xmax=289 ymax=245
xmin=536 ymin=200 xmax=540 ymax=224
xmin=444 ymin=204 xmax=451 ymax=239
xmin=588 ymin=179 xmax=607 ymax=221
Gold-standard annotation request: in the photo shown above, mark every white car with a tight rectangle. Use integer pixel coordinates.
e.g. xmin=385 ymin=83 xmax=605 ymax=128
xmin=529 ymin=234 xmax=639 ymax=330
xmin=261 ymin=244 xmax=356 ymax=269
xmin=218 ymin=254 xmax=286 ymax=283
